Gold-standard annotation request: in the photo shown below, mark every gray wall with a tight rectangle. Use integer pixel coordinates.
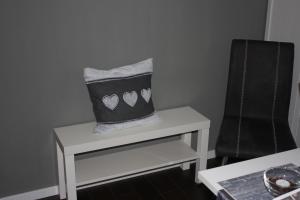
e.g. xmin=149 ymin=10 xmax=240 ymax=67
xmin=0 ymin=0 xmax=268 ymax=197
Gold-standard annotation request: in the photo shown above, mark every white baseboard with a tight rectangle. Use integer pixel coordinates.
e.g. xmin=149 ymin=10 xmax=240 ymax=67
xmin=0 ymin=186 xmax=58 ymax=200
xmin=0 ymin=150 xmax=216 ymax=200
xmin=207 ymin=149 xmax=216 ymax=159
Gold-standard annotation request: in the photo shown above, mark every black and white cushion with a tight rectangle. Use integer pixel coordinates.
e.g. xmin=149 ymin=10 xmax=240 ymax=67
xmin=84 ymin=58 xmax=159 ymax=134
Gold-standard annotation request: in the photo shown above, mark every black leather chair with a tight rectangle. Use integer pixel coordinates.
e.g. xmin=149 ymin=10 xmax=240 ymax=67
xmin=216 ymin=39 xmax=297 ymax=161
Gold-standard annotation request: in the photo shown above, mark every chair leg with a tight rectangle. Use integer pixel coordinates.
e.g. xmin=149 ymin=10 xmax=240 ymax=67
xmin=221 ymin=156 xmax=228 ymax=166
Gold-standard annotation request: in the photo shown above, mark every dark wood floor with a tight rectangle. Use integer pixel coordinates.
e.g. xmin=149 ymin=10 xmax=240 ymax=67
xmin=40 ymin=159 xmax=222 ymax=200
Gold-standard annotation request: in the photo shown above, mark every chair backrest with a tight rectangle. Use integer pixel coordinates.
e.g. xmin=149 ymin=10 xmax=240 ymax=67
xmin=224 ymin=39 xmax=294 ymax=121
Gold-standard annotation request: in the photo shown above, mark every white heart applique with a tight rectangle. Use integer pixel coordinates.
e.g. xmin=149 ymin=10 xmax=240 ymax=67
xmin=123 ymin=91 xmax=138 ymax=107
xmin=141 ymin=88 xmax=151 ymax=103
xmin=102 ymin=94 xmax=119 ymax=110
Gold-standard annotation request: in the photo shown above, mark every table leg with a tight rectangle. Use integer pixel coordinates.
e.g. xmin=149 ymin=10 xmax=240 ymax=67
xmin=181 ymin=132 xmax=192 ymax=170
xmin=195 ymin=128 xmax=209 ymax=183
xmin=56 ymin=142 xmax=66 ymax=199
xmin=64 ymin=154 xmax=77 ymax=200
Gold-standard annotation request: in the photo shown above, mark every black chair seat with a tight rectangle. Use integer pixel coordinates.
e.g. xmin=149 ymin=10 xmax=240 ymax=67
xmin=216 ymin=117 xmax=296 ymax=159
xmin=215 ymin=39 xmax=297 ymax=160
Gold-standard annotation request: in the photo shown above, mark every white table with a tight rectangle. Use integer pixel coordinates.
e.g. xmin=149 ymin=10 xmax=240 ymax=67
xmin=198 ymin=148 xmax=300 ymax=195
xmin=55 ymin=106 xmax=210 ymax=200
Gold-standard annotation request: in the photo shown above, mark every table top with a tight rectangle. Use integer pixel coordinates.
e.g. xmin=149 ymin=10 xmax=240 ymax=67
xmin=198 ymin=148 xmax=300 ymax=195
xmin=55 ymin=106 xmax=210 ymax=155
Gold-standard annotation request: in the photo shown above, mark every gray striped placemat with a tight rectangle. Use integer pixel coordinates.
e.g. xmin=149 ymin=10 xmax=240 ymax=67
xmin=217 ymin=164 xmax=299 ymax=200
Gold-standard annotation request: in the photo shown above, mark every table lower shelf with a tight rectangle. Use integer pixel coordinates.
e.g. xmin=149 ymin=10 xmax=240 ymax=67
xmin=75 ymin=140 xmax=198 ymax=188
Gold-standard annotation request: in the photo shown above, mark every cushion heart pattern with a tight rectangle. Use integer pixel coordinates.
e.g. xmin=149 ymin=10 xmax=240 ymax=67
xmin=123 ymin=91 xmax=138 ymax=107
xmin=141 ymin=88 xmax=151 ymax=103
xmin=102 ymin=94 xmax=119 ymax=110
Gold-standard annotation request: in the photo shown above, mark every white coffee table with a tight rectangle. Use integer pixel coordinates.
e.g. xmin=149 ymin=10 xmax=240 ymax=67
xmin=198 ymin=148 xmax=300 ymax=195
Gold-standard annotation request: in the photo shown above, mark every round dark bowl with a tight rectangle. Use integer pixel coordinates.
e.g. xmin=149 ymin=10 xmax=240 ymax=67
xmin=263 ymin=167 xmax=300 ymax=196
